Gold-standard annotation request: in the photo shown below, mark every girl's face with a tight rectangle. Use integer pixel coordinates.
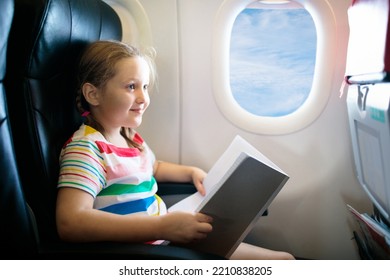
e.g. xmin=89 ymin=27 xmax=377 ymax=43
xmin=94 ymin=56 xmax=151 ymax=132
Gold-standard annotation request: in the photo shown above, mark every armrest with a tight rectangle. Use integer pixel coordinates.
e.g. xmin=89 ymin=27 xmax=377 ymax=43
xmin=157 ymin=183 xmax=197 ymax=208
xmin=157 ymin=182 xmax=197 ymax=196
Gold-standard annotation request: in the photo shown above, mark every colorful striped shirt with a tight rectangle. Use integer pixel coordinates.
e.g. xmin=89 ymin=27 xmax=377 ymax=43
xmin=57 ymin=124 xmax=167 ymax=216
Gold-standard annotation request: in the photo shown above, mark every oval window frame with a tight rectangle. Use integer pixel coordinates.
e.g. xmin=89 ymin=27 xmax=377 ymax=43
xmin=212 ymin=0 xmax=336 ymax=135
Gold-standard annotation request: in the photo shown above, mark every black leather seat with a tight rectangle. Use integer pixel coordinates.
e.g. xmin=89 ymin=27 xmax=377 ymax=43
xmin=4 ymin=0 xmax=223 ymax=259
xmin=0 ymin=0 xmax=39 ymax=259
xmin=6 ymin=0 xmax=124 ymax=245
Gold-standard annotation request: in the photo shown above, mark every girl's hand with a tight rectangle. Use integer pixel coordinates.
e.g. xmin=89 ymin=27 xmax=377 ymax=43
xmin=190 ymin=167 xmax=207 ymax=196
xmin=159 ymin=211 xmax=213 ymax=243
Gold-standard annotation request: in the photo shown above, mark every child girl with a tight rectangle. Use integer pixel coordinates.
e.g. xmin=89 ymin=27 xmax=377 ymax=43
xmin=56 ymin=40 xmax=294 ymax=260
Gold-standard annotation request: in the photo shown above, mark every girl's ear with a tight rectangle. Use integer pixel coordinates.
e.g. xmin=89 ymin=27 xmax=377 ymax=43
xmin=82 ymin=83 xmax=99 ymax=106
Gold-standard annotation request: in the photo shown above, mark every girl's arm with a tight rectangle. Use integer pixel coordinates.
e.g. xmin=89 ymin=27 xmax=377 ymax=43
xmin=153 ymin=161 xmax=207 ymax=195
xmin=56 ymin=187 xmax=212 ymax=243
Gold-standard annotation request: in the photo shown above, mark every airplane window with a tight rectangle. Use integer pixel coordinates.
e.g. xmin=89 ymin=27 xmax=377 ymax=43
xmin=230 ymin=8 xmax=316 ymax=117
xmin=212 ymin=0 xmax=336 ymax=134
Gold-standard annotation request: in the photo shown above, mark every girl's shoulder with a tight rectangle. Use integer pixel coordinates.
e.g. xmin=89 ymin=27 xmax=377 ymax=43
xmin=62 ymin=124 xmax=106 ymax=149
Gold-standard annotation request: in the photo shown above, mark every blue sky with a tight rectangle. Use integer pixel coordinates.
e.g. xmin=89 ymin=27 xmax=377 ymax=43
xmin=230 ymin=8 xmax=317 ymax=117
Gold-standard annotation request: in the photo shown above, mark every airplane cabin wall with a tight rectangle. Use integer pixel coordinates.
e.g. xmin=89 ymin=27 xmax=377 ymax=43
xmin=119 ymin=0 xmax=373 ymax=259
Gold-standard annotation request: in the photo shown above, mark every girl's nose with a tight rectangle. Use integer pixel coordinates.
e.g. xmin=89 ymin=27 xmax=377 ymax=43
xmin=136 ymin=88 xmax=147 ymax=103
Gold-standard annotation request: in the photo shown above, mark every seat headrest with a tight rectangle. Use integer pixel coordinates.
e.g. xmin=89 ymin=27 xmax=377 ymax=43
xmin=14 ymin=0 xmax=122 ymax=79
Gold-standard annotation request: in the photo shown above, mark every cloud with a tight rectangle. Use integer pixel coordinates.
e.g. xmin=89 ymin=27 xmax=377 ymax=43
xmin=230 ymin=8 xmax=316 ymax=116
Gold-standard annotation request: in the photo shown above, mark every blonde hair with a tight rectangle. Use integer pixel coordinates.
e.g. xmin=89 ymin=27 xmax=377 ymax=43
xmin=76 ymin=40 xmax=157 ymax=151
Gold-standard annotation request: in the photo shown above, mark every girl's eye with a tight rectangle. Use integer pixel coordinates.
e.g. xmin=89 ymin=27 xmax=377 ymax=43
xmin=143 ymin=84 xmax=149 ymax=90
xmin=128 ymin=83 xmax=135 ymax=90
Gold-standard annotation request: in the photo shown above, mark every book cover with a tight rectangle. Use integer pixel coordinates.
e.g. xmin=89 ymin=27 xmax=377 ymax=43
xmin=168 ymin=135 xmax=289 ymax=258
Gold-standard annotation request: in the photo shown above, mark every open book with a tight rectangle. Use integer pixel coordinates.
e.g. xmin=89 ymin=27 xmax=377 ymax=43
xmin=168 ymin=135 xmax=289 ymax=258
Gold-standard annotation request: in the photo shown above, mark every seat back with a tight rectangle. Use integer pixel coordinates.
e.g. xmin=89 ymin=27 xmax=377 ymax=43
xmin=0 ymin=0 xmax=38 ymax=257
xmin=5 ymin=0 xmax=122 ymax=243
